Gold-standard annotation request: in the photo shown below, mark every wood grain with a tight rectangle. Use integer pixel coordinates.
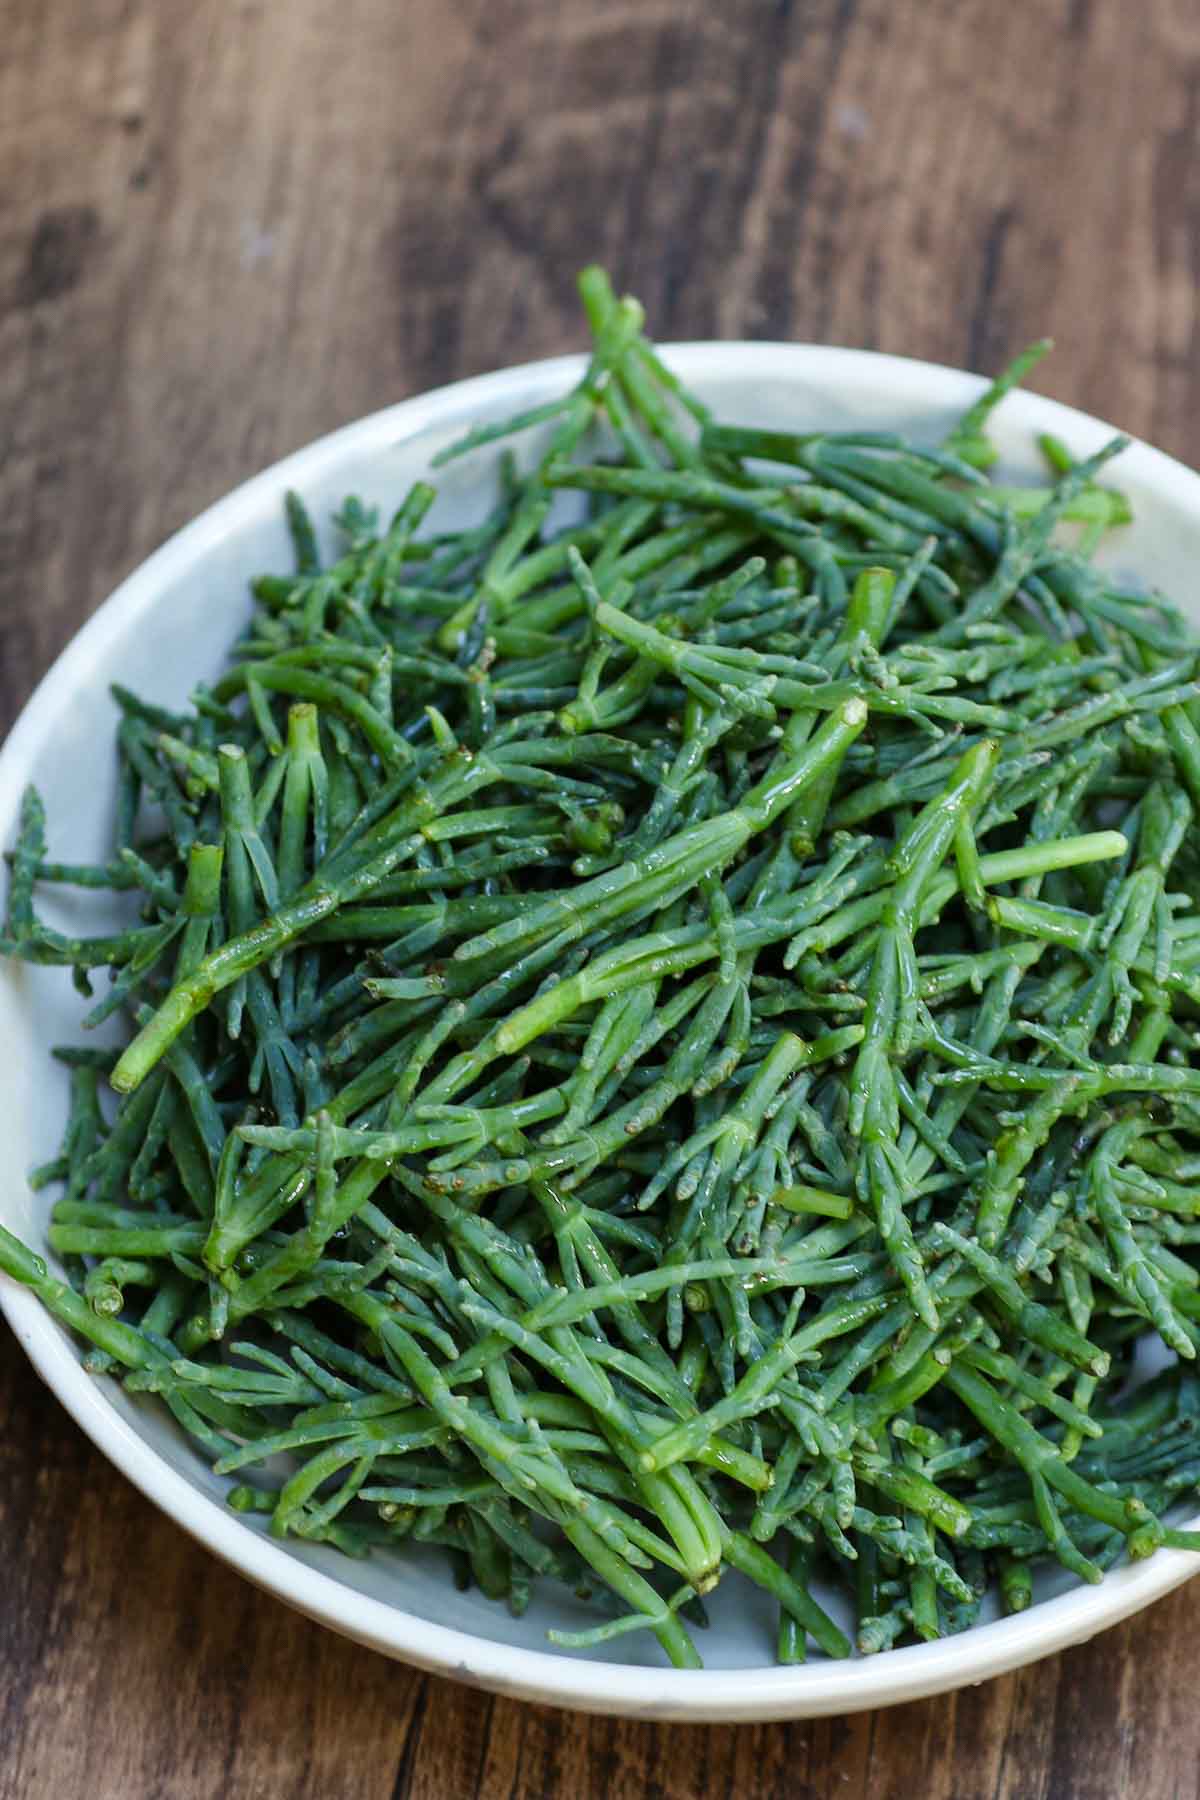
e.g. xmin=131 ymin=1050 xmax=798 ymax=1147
xmin=4 ymin=0 xmax=1200 ymax=1794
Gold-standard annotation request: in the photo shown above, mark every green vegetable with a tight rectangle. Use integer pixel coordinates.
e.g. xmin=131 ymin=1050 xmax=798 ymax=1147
xmin=5 ymin=265 xmax=1200 ymax=1667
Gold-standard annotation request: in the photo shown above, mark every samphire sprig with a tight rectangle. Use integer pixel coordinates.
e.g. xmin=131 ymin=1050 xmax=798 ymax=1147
xmin=6 ymin=265 xmax=1200 ymax=1669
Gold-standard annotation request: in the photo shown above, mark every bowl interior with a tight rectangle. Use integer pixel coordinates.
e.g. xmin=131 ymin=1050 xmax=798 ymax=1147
xmin=4 ymin=345 xmax=1200 ymax=1718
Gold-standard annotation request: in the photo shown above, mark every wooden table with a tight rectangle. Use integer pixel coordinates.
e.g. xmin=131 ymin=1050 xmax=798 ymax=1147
xmin=4 ymin=2 xmax=1200 ymax=1793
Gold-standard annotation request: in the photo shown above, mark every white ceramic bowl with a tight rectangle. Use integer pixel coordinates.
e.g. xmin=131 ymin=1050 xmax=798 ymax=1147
xmin=3 ymin=345 xmax=1200 ymax=1722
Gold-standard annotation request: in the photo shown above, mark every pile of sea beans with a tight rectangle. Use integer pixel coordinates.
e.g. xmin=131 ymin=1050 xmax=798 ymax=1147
xmin=6 ymin=267 xmax=1200 ymax=1665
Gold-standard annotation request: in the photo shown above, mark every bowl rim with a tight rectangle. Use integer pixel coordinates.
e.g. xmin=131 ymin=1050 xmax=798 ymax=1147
xmin=4 ymin=339 xmax=1200 ymax=1722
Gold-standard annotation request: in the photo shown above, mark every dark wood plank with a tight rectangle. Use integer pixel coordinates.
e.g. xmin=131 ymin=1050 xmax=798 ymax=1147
xmin=4 ymin=0 xmax=1200 ymax=1795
